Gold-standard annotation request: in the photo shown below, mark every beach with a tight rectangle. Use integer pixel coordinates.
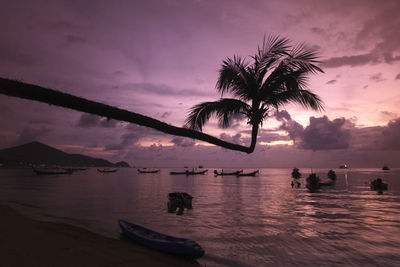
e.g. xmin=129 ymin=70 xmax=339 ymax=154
xmin=0 ymin=205 xmax=197 ymax=267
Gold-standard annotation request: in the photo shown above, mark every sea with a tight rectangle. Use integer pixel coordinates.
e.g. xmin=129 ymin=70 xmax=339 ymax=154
xmin=1 ymin=167 xmax=400 ymax=266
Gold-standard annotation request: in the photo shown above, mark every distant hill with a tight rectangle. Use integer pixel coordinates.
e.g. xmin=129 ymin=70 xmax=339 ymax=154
xmin=0 ymin=141 xmax=124 ymax=167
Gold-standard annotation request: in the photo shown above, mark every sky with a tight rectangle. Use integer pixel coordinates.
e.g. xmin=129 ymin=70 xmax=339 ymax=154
xmin=1 ymin=0 xmax=400 ymax=168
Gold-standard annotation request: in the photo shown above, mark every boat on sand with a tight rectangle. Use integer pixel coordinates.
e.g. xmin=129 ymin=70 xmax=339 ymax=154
xmin=119 ymin=219 xmax=204 ymax=258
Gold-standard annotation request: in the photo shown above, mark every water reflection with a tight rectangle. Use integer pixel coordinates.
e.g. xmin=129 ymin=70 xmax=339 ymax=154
xmin=0 ymin=167 xmax=400 ymax=266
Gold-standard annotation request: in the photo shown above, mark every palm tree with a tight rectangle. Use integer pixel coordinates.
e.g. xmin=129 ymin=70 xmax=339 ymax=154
xmin=0 ymin=36 xmax=324 ymax=154
xmin=185 ymin=35 xmax=324 ymax=153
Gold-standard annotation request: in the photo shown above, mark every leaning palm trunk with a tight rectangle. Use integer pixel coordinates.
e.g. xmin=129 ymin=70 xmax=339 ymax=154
xmin=0 ymin=78 xmax=255 ymax=153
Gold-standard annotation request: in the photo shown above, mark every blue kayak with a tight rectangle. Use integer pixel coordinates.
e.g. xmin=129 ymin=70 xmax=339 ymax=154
xmin=118 ymin=219 xmax=204 ymax=258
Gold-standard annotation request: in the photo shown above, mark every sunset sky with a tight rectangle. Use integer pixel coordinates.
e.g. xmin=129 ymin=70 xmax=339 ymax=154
xmin=1 ymin=0 xmax=399 ymax=168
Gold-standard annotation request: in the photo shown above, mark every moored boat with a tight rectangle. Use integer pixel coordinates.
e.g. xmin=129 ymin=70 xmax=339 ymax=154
xmin=170 ymin=169 xmax=208 ymax=175
xmin=137 ymin=169 xmax=160 ymax=174
xmin=64 ymin=167 xmax=87 ymax=173
xmin=237 ymin=170 xmax=259 ymax=177
xmin=214 ymin=169 xmax=243 ymax=176
xmin=382 ymin=165 xmax=390 ymax=171
xmin=33 ymin=167 xmax=73 ymax=175
xmin=118 ymin=219 xmax=204 ymax=258
xmin=97 ymin=168 xmax=118 ymax=173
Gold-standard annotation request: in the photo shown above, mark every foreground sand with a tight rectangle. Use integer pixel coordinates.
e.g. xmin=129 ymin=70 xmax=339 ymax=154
xmin=0 ymin=205 xmax=198 ymax=266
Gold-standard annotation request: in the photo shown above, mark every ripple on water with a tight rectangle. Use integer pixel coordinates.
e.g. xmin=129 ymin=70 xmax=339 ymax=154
xmin=1 ymin=167 xmax=400 ymax=266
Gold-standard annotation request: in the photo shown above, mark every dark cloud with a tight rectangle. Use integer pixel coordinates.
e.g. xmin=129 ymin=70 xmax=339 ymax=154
xmin=257 ymin=129 xmax=290 ymax=143
xmin=321 ymin=53 xmax=377 ymax=68
xmin=65 ymin=35 xmax=86 ymax=45
xmin=99 ymin=119 xmax=118 ymax=128
xmin=356 ymin=2 xmax=400 ymax=62
xmin=326 ymin=80 xmax=337 ymax=85
xmin=279 ymin=120 xmax=304 ymax=143
xmin=273 ymin=110 xmax=304 ymax=143
xmin=170 ymin=137 xmax=195 ymax=147
xmin=77 ymin=114 xmax=117 ymax=128
xmin=350 ymin=119 xmax=400 ymax=151
xmin=370 ymin=73 xmax=384 ymax=82
xmin=220 ymin=133 xmax=242 ymax=144
xmin=17 ymin=126 xmax=51 ymax=145
xmin=395 ymin=74 xmax=400 ymax=80
xmin=161 ymin=112 xmax=171 ymax=119
xmin=322 ymin=1 xmax=400 ymax=68
xmin=274 ymin=110 xmax=291 ymax=121
xmin=77 ymin=114 xmax=100 ymax=127
xmin=105 ymin=133 xmax=139 ymax=151
xmin=299 ymin=116 xmax=351 ymax=150
xmin=380 ymin=110 xmax=398 ymax=119
xmin=126 ymin=124 xmax=163 ymax=137
xmin=310 ymin=27 xmax=326 ymax=36
xmin=381 ymin=118 xmax=400 ymax=150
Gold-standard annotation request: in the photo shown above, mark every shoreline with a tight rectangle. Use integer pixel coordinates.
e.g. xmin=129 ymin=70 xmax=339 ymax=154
xmin=0 ymin=204 xmax=198 ymax=266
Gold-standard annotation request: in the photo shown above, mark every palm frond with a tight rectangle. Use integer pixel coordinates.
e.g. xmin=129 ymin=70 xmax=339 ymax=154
xmin=216 ymin=56 xmax=256 ymax=101
xmin=285 ymin=43 xmax=324 ymax=74
xmin=185 ymin=98 xmax=251 ymax=131
xmin=253 ymin=35 xmax=291 ymax=75
xmin=265 ymin=89 xmax=324 ymax=111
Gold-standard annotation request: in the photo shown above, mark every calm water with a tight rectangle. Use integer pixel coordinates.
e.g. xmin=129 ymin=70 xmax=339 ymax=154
xmin=1 ymin=167 xmax=400 ymax=266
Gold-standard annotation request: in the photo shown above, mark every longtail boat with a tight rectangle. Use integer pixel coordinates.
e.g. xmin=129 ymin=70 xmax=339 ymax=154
xmin=236 ymin=170 xmax=259 ymax=177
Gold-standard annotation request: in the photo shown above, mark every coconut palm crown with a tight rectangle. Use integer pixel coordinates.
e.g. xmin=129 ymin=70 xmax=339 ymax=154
xmin=185 ymin=35 xmax=324 ymax=153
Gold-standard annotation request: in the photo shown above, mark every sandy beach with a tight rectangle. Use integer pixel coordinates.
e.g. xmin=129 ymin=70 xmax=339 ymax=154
xmin=0 ymin=205 xmax=198 ymax=266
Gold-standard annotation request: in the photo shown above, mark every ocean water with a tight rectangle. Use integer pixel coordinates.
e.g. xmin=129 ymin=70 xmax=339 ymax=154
xmin=1 ymin=167 xmax=400 ymax=266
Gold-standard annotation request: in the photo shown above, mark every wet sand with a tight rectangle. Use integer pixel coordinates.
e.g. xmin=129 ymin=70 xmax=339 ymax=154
xmin=0 ymin=205 xmax=198 ymax=266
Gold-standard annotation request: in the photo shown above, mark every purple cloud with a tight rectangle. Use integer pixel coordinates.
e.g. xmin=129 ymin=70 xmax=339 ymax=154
xmin=77 ymin=114 xmax=99 ymax=127
xmin=257 ymin=129 xmax=290 ymax=143
xmin=77 ymin=114 xmax=117 ymax=128
xmin=279 ymin=121 xmax=304 ymax=143
xmin=105 ymin=133 xmax=139 ymax=151
xmin=99 ymin=119 xmax=118 ymax=128
xmin=370 ymin=73 xmax=384 ymax=82
xmin=321 ymin=53 xmax=377 ymax=68
xmin=273 ymin=110 xmax=304 ymax=143
xmin=17 ymin=126 xmax=51 ymax=145
xmin=299 ymin=116 xmax=351 ymax=150
xmin=381 ymin=118 xmax=400 ymax=150
xmin=274 ymin=110 xmax=292 ymax=121
xmin=326 ymin=80 xmax=337 ymax=85
xmin=170 ymin=137 xmax=195 ymax=147
xmin=219 ymin=133 xmax=243 ymax=144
